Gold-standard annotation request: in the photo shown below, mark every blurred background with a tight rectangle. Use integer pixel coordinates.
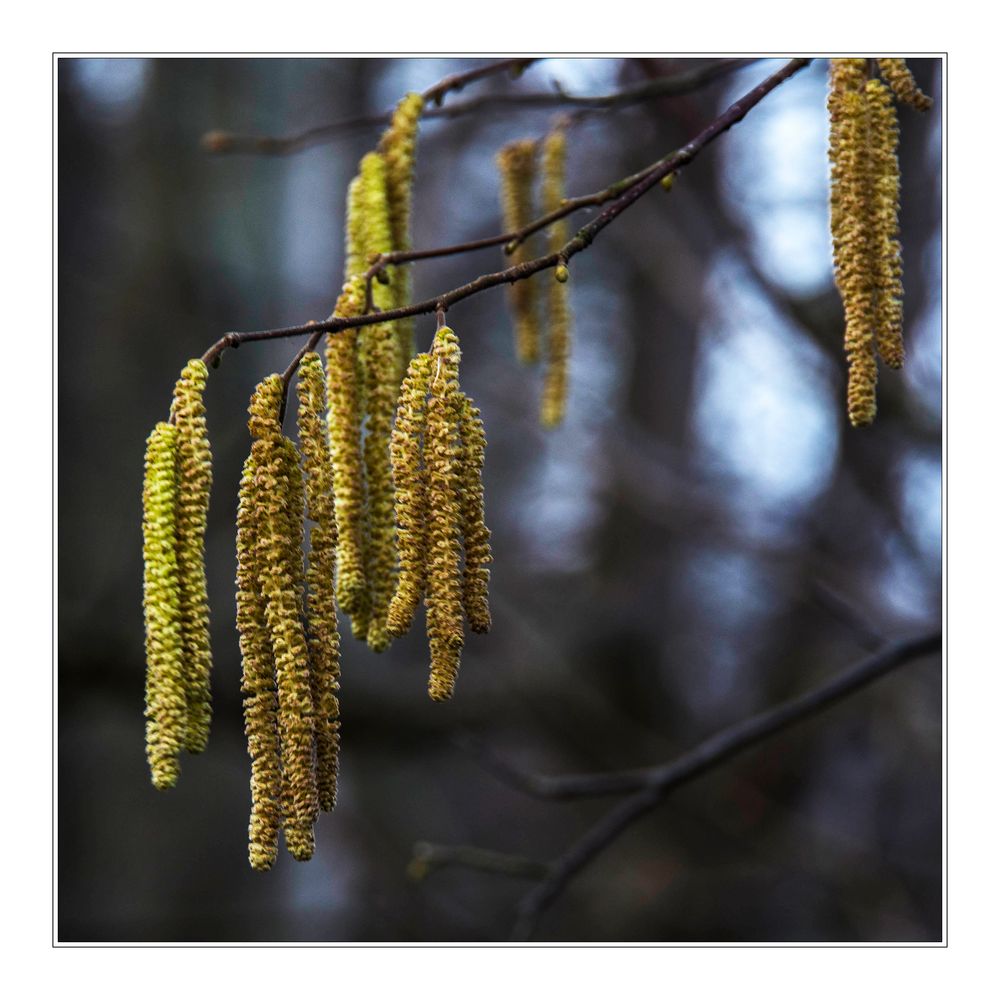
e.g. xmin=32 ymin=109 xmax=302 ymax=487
xmin=57 ymin=56 xmax=942 ymax=943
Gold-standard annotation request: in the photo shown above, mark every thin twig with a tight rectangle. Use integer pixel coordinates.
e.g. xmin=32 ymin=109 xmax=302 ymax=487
xmin=407 ymin=841 xmax=550 ymax=882
xmin=200 ymin=58 xmax=757 ymax=157
xmin=201 ymin=58 xmax=810 ymax=374
xmin=509 ymin=630 xmax=941 ymax=940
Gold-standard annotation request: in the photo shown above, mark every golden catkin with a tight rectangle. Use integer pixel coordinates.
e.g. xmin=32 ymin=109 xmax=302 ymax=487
xmin=829 ymin=60 xmax=878 ymax=427
xmin=379 ymin=93 xmax=424 ymax=378
xmin=345 ymin=174 xmax=368 ymax=283
xmin=866 ymin=78 xmax=905 ymax=370
xmin=326 ymin=278 xmax=370 ymax=634
xmin=357 ymin=152 xmax=400 ymax=652
xmin=424 ymin=327 xmax=465 ymax=700
xmin=249 ymin=376 xmax=316 ymax=861
xmin=296 ymin=352 xmax=341 ymax=813
xmin=170 ymin=359 xmax=213 ymax=754
xmin=497 ymin=139 xmax=540 ymax=363
xmin=236 ymin=452 xmax=281 ymax=871
xmin=540 ymin=128 xmax=571 ymax=427
xmin=877 ymin=59 xmax=933 ymax=111
xmin=142 ymin=421 xmax=186 ymax=790
xmin=457 ymin=393 xmax=492 ymax=634
xmin=387 ymin=352 xmax=434 ymax=636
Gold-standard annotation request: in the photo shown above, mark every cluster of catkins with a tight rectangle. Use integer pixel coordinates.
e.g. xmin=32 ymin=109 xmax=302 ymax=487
xmin=827 ymin=58 xmax=932 ymax=427
xmin=141 ymin=361 xmax=213 ymax=790
xmin=143 ymin=92 xmax=495 ymax=869
xmin=497 ymin=126 xmax=573 ymax=427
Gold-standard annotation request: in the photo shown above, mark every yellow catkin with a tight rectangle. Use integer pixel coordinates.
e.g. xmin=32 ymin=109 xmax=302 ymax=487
xmin=358 ymin=152 xmax=400 ymax=652
xmin=877 ymin=59 xmax=933 ymax=112
xmin=379 ymin=92 xmax=425 ymax=378
xmin=387 ymin=352 xmax=434 ymax=636
xmin=829 ymin=60 xmax=878 ymax=427
xmin=170 ymin=359 xmax=213 ymax=754
xmin=540 ymin=128 xmax=571 ymax=427
xmin=326 ymin=278 xmax=370 ymax=635
xmin=296 ymin=352 xmax=342 ymax=813
xmin=249 ymin=376 xmax=316 ymax=862
xmin=142 ymin=421 xmax=186 ymax=790
xmin=457 ymin=393 xmax=492 ymax=634
xmin=236 ymin=452 xmax=282 ymax=871
xmin=345 ymin=174 xmax=368 ymax=283
xmin=497 ymin=139 xmax=540 ymax=364
xmin=866 ymin=79 xmax=905 ymax=370
xmin=425 ymin=327 xmax=465 ymax=700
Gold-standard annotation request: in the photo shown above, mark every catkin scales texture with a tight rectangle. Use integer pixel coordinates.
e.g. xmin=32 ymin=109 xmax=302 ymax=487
xmin=540 ymin=128 xmax=571 ymax=427
xmin=170 ymin=359 xmax=213 ymax=753
xmin=457 ymin=393 xmax=492 ymax=634
xmin=497 ymin=139 xmax=540 ymax=364
xmin=143 ymin=422 xmax=186 ymax=790
xmin=297 ymin=353 xmax=342 ymax=813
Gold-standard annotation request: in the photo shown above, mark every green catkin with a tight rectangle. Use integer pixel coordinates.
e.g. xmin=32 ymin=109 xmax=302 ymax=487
xmin=345 ymin=175 xmax=368 ymax=284
xmin=866 ymin=78 xmax=905 ymax=370
xmin=143 ymin=422 xmax=186 ymax=790
xmin=236 ymin=452 xmax=282 ymax=871
xmin=296 ymin=353 xmax=342 ymax=813
xmin=425 ymin=327 xmax=465 ymax=700
xmin=379 ymin=92 xmax=425 ymax=378
xmin=497 ymin=139 xmax=540 ymax=364
xmin=170 ymin=359 xmax=213 ymax=754
xmin=387 ymin=352 xmax=435 ymax=636
xmin=877 ymin=59 xmax=933 ymax=112
xmin=457 ymin=393 xmax=492 ymax=634
xmin=540 ymin=128 xmax=571 ymax=427
xmin=357 ymin=153 xmax=400 ymax=652
xmin=249 ymin=377 xmax=316 ymax=862
xmin=326 ymin=278 xmax=371 ymax=635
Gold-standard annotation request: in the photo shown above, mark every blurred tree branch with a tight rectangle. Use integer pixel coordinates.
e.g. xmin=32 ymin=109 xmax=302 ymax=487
xmin=424 ymin=631 xmax=939 ymax=938
xmin=200 ymin=57 xmax=758 ymax=157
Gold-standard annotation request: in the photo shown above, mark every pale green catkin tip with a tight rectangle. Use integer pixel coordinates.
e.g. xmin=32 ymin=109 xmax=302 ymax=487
xmin=660 ymin=173 xmax=675 ymax=192
xmin=554 ymin=264 xmax=570 ymax=283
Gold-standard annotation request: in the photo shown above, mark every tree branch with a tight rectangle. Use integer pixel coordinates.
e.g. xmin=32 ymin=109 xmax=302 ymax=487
xmin=508 ymin=630 xmax=941 ymax=940
xmin=201 ymin=57 xmax=758 ymax=157
xmin=201 ymin=58 xmax=810 ymax=374
xmin=407 ymin=841 xmax=550 ymax=882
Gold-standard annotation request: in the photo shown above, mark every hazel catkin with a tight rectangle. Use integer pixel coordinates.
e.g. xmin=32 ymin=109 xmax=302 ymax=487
xmin=170 ymin=359 xmax=213 ymax=754
xmin=296 ymin=352 xmax=342 ymax=814
xmin=249 ymin=376 xmax=316 ymax=861
xmin=424 ymin=327 xmax=466 ymax=695
xmin=387 ymin=351 xmax=434 ymax=636
xmin=497 ymin=139 xmax=540 ymax=364
xmin=457 ymin=393 xmax=492 ymax=634
xmin=540 ymin=127 xmax=571 ymax=427
xmin=142 ymin=421 xmax=186 ymax=790
xmin=877 ymin=59 xmax=933 ymax=112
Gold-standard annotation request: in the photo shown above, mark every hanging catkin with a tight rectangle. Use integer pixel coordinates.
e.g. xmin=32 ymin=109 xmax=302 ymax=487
xmin=877 ymin=59 xmax=933 ymax=111
xmin=829 ymin=58 xmax=878 ymax=427
xmin=236 ymin=451 xmax=282 ymax=871
xmin=866 ymin=78 xmax=905 ymax=370
xmin=540 ymin=127 xmax=571 ymax=427
xmin=387 ymin=352 xmax=434 ymax=636
xmin=358 ymin=153 xmax=401 ymax=652
xmin=143 ymin=421 xmax=187 ymax=790
xmin=457 ymin=392 xmax=492 ymax=634
xmin=326 ymin=278 xmax=370 ymax=635
xmin=425 ymin=327 xmax=465 ymax=700
xmin=379 ymin=92 xmax=425 ymax=379
xmin=497 ymin=139 xmax=540 ymax=364
xmin=248 ymin=376 xmax=316 ymax=861
xmin=296 ymin=352 xmax=341 ymax=814
xmin=170 ymin=359 xmax=213 ymax=753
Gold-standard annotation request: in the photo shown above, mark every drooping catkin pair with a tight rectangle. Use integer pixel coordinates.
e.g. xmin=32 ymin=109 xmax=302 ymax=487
xmin=387 ymin=326 xmax=492 ymax=701
xmin=497 ymin=129 xmax=574 ymax=426
xmin=236 ymin=363 xmax=341 ymax=870
xmin=828 ymin=58 xmax=931 ymax=426
xmin=329 ymin=93 xmax=425 ymax=652
xmin=142 ymin=360 xmax=213 ymax=790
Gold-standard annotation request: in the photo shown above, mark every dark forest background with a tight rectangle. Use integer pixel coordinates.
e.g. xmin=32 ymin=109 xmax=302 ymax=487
xmin=57 ymin=56 xmax=942 ymax=943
